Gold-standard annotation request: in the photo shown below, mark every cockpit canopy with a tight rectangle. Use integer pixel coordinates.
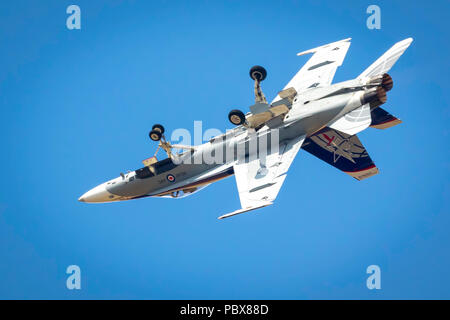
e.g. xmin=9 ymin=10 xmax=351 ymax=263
xmin=135 ymin=157 xmax=177 ymax=179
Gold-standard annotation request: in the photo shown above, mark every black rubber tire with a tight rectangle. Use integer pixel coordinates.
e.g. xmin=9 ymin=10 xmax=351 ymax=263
xmin=228 ymin=109 xmax=246 ymax=126
xmin=149 ymin=130 xmax=162 ymax=141
xmin=249 ymin=65 xmax=267 ymax=81
xmin=152 ymin=124 xmax=165 ymax=134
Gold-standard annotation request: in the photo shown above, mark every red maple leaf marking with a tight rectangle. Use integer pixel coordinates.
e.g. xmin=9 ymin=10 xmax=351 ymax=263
xmin=323 ymin=133 xmax=335 ymax=146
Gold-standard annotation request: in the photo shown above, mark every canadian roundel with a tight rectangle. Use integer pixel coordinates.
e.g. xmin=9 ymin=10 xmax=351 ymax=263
xmin=166 ymin=174 xmax=176 ymax=182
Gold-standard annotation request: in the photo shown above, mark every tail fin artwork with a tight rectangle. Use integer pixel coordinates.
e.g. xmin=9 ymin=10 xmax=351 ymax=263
xmin=358 ymin=38 xmax=413 ymax=79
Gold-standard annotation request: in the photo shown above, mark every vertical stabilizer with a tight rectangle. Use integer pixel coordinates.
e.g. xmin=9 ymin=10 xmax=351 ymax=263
xmin=358 ymin=38 xmax=413 ymax=79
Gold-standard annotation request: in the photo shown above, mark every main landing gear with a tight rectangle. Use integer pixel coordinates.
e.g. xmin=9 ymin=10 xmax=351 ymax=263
xmin=249 ymin=65 xmax=268 ymax=104
xmin=228 ymin=109 xmax=246 ymax=126
xmin=228 ymin=65 xmax=268 ymax=126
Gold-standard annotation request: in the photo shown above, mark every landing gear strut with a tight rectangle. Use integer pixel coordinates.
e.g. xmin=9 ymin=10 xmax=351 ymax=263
xmin=149 ymin=124 xmax=173 ymax=159
xmin=148 ymin=124 xmax=195 ymax=160
xmin=249 ymin=65 xmax=267 ymax=104
xmin=227 ymin=65 xmax=268 ymax=126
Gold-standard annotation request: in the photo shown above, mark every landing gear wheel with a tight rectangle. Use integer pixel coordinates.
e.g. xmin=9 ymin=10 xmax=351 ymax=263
xmin=228 ymin=109 xmax=246 ymax=126
xmin=152 ymin=124 xmax=165 ymax=134
xmin=149 ymin=130 xmax=162 ymax=141
xmin=249 ymin=65 xmax=267 ymax=81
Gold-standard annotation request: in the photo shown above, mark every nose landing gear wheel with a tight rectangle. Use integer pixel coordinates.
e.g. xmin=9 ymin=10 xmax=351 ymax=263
xmin=228 ymin=109 xmax=246 ymax=126
xmin=152 ymin=124 xmax=165 ymax=134
xmin=149 ymin=124 xmax=165 ymax=141
xmin=149 ymin=130 xmax=162 ymax=141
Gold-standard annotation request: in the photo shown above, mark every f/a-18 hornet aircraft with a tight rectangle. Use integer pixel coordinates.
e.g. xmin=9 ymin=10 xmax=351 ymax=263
xmin=79 ymin=38 xmax=413 ymax=219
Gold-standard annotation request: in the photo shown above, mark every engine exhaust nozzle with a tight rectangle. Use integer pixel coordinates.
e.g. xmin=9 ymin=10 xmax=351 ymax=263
xmin=381 ymin=73 xmax=393 ymax=92
xmin=361 ymin=86 xmax=387 ymax=108
xmin=367 ymin=73 xmax=393 ymax=92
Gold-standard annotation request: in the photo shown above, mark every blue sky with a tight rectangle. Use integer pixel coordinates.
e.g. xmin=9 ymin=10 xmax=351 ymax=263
xmin=0 ymin=0 xmax=449 ymax=299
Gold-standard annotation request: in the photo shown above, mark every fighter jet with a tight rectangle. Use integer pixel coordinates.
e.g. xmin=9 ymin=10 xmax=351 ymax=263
xmin=79 ymin=38 xmax=413 ymax=219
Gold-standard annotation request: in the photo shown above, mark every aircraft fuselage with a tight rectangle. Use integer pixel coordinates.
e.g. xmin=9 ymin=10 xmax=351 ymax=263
xmin=78 ymin=78 xmax=375 ymax=203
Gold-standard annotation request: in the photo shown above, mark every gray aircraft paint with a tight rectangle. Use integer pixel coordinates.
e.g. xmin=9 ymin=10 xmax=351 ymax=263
xmin=104 ymin=82 xmax=363 ymax=200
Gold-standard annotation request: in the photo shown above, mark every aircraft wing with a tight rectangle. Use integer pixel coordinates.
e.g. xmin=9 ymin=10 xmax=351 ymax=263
xmin=301 ymin=127 xmax=379 ymax=181
xmin=272 ymin=38 xmax=351 ymax=103
xmin=219 ymin=134 xmax=305 ymax=219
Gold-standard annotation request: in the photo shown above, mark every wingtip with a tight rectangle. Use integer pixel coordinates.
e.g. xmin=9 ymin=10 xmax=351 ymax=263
xmin=398 ymin=37 xmax=414 ymax=46
xmin=296 ymin=37 xmax=352 ymax=56
xmin=217 ymin=202 xmax=273 ymax=220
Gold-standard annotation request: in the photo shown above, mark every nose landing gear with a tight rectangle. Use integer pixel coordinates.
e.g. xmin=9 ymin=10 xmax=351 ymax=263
xmin=149 ymin=124 xmax=165 ymax=141
xmin=149 ymin=124 xmax=174 ymax=159
xmin=148 ymin=124 xmax=195 ymax=161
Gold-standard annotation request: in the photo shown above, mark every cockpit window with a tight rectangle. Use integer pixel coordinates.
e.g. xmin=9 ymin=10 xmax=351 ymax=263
xmin=134 ymin=158 xmax=178 ymax=179
xmin=153 ymin=158 xmax=177 ymax=175
xmin=135 ymin=166 xmax=153 ymax=179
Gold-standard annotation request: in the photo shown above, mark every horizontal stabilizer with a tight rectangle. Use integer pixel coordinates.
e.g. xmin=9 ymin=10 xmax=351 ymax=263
xmin=370 ymin=107 xmax=402 ymax=129
xmin=218 ymin=202 xmax=272 ymax=220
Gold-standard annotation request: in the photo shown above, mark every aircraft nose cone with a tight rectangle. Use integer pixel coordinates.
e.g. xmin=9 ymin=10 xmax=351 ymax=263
xmin=78 ymin=183 xmax=111 ymax=203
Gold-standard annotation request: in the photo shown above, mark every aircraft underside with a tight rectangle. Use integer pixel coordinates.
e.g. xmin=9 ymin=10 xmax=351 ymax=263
xmin=79 ymin=37 xmax=413 ymax=219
